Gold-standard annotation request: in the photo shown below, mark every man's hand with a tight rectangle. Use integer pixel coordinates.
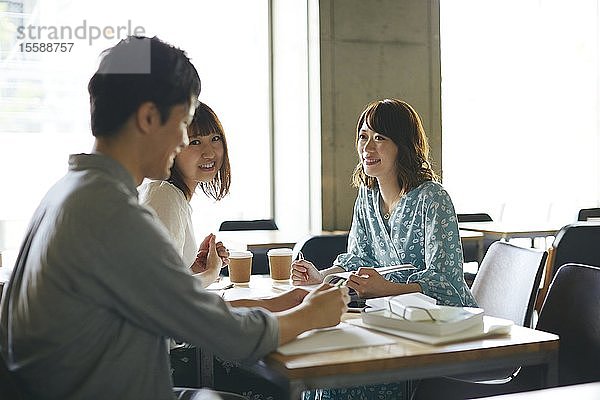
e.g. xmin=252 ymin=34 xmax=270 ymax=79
xmin=276 ymin=283 xmax=350 ymax=345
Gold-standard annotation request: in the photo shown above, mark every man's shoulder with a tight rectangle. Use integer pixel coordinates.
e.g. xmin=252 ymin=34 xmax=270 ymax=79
xmin=72 ymin=168 xmax=132 ymax=199
xmin=50 ymin=169 xmax=141 ymax=222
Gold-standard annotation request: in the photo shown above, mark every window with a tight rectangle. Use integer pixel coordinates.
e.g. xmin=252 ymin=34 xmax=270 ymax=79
xmin=0 ymin=0 xmax=272 ymax=252
xmin=440 ymin=0 xmax=599 ymax=225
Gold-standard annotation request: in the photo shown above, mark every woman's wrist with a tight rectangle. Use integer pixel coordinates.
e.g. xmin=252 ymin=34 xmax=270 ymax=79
xmin=386 ymin=281 xmax=422 ymax=297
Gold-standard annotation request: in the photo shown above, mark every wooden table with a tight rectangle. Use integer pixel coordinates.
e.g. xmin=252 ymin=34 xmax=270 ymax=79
xmin=471 ymin=381 xmax=600 ymax=400
xmin=459 ymin=222 xmax=560 ymax=242
xmin=217 ymin=230 xmax=303 ymax=251
xmin=219 ymin=229 xmax=484 ymax=251
xmin=252 ymin=324 xmax=558 ymax=399
xmin=209 ymin=277 xmax=559 ymax=399
xmin=460 ymin=229 xmax=485 ymax=241
xmin=200 ymin=276 xmax=303 ymax=387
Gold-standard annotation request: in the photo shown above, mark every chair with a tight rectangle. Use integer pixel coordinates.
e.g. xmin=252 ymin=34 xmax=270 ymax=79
xmin=218 ymin=219 xmax=278 ymax=275
xmin=413 ymin=241 xmax=548 ymax=399
xmin=457 ymin=213 xmax=493 ymax=223
xmin=483 ymin=263 xmax=600 ymax=393
xmin=577 ymin=207 xmax=600 ymax=221
xmin=457 ymin=213 xmax=494 ymax=285
xmin=535 ymin=222 xmax=600 ymax=310
xmin=548 ymin=222 xmax=600 ymax=277
xmin=416 ymin=262 xmax=600 ymax=399
xmin=292 ymin=233 xmax=349 ymax=270
xmin=470 ymin=241 xmax=547 ymax=328
xmin=218 ymin=219 xmax=278 ymax=231
xmin=527 ymin=263 xmax=600 ymax=386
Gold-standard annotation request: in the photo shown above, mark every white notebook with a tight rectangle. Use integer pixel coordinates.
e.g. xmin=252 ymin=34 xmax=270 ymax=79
xmin=362 ymin=293 xmax=485 ymax=336
xmin=347 ymin=316 xmax=513 ymax=345
xmin=277 ymin=322 xmax=396 ymax=355
xmin=361 ymin=307 xmax=484 ymax=336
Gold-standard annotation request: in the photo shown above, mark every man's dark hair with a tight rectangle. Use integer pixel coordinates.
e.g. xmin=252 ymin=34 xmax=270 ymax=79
xmin=88 ymin=36 xmax=201 ymax=137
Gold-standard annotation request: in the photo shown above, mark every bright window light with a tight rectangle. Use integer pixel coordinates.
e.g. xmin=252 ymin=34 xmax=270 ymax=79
xmin=0 ymin=0 xmax=271 ymax=245
xmin=441 ymin=0 xmax=600 ymax=225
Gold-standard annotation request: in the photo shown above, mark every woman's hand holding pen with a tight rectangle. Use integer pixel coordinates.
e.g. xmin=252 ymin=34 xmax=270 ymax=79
xmin=291 ymin=258 xmax=324 ymax=285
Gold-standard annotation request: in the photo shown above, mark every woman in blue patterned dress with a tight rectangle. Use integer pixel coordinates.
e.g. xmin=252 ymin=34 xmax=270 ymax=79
xmin=292 ymin=98 xmax=476 ymax=400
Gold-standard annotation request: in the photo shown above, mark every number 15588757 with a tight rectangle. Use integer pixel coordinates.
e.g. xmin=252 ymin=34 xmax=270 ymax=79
xmin=19 ymin=42 xmax=74 ymax=52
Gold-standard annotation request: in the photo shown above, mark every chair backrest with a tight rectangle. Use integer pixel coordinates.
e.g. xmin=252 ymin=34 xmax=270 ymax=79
xmin=458 ymin=213 xmax=494 ymax=265
xmin=218 ymin=219 xmax=278 ymax=231
xmin=471 ymin=241 xmax=547 ymax=327
xmin=536 ymin=263 xmax=600 ymax=385
xmin=292 ymin=233 xmax=349 ymax=270
xmin=577 ymin=207 xmax=600 ymax=221
xmin=457 ymin=213 xmax=493 ymax=223
xmin=549 ymin=223 xmax=600 ymax=279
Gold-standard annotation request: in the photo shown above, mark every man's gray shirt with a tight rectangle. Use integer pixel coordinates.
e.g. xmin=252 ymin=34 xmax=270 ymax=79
xmin=0 ymin=153 xmax=278 ymax=400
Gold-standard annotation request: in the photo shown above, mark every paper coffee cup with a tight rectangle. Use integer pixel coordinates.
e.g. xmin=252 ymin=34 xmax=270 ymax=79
xmin=267 ymin=248 xmax=293 ymax=281
xmin=228 ymin=250 xmax=253 ymax=284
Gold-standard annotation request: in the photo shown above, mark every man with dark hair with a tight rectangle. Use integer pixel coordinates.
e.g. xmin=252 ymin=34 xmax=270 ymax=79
xmin=0 ymin=36 xmax=348 ymax=400
xmin=88 ymin=36 xmax=201 ymax=138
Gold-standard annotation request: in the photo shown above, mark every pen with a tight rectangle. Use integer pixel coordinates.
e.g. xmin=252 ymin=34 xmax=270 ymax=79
xmin=221 ymin=283 xmax=234 ymax=290
xmin=298 ymin=251 xmax=309 ymax=282
xmin=206 ymin=283 xmax=234 ymax=291
xmin=334 ymin=278 xmax=347 ymax=288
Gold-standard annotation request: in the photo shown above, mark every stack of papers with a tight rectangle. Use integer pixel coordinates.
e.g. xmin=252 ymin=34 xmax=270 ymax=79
xmin=347 ymin=316 xmax=513 ymax=345
xmin=362 ymin=293 xmax=485 ymax=336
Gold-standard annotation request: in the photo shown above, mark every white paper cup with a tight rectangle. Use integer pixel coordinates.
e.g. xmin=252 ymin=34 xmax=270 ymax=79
xmin=267 ymin=248 xmax=293 ymax=281
xmin=228 ymin=250 xmax=253 ymax=284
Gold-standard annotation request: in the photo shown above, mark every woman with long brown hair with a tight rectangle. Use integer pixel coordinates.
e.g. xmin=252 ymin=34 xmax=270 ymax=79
xmin=293 ymin=98 xmax=476 ymax=399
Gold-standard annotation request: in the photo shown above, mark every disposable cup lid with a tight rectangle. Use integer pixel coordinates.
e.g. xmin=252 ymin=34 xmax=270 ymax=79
xmin=229 ymin=250 xmax=253 ymax=258
xmin=267 ymin=248 xmax=293 ymax=256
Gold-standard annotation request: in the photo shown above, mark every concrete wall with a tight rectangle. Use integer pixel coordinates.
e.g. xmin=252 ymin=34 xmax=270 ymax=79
xmin=320 ymin=0 xmax=441 ymax=230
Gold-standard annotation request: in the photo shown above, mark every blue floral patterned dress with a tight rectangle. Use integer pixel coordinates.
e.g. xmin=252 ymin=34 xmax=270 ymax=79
xmin=303 ymin=181 xmax=477 ymax=400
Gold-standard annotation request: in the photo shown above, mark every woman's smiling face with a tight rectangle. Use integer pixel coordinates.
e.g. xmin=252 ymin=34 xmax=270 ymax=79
xmin=174 ymin=131 xmax=224 ymax=187
xmin=357 ymin=121 xmax=399 ymax=182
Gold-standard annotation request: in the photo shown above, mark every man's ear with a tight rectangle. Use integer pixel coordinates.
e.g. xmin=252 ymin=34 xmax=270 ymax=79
xmin=135 ymin=102 xmax=160 ymax=135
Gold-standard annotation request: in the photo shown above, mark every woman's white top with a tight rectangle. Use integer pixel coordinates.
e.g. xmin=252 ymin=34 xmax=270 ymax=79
xmin=139 ymin=180 xmax=197 ymax=267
